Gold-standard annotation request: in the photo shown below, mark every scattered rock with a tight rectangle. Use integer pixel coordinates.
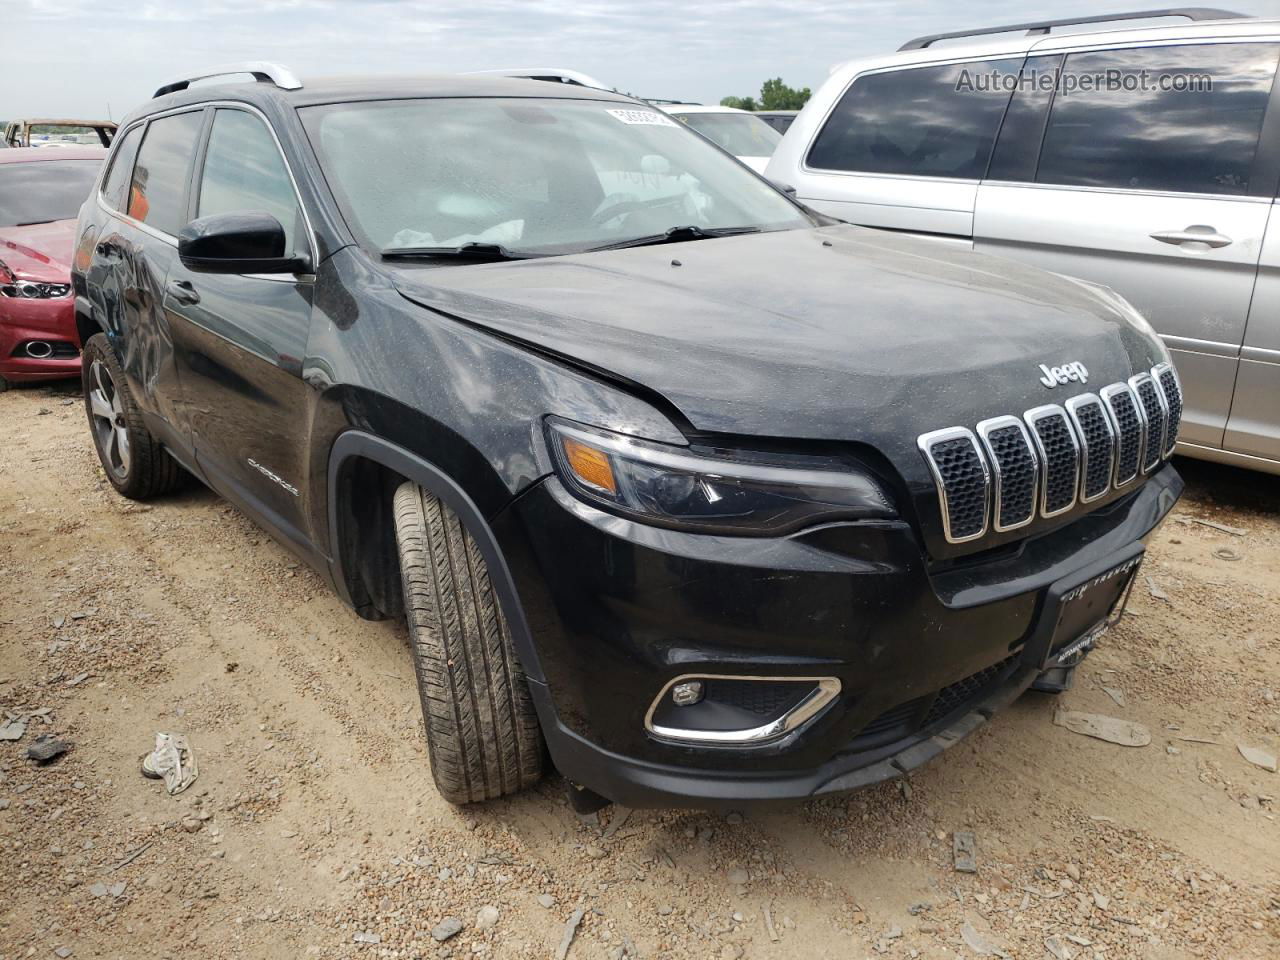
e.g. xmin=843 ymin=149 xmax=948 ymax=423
xmin=1053 ymin=710 xmax=1150 ymax=747
xmin=720 ymin=945 xmax=743 ymax=960
xmin=181 ymin=818 xmax=203 ymax=833
xmin=1093 ymin=891 xmax=1110 ymax=910
xmin=727 ymin=867 xmax=749 ymax=885
xmin=1101 ymin=686 xmax=1127 ymax=708
xmin=0 ymin=717 xmax=26 ymax=741
xmin=1064 ymin=863 xmax=1081 ymax=882
xmin=657 ymin=904 xmax=673 ymax=916
xmin=555 ymin=908 xmax=585 ymax=960
xmin=584 ymin=844 xmax=607 ymax=860
xmin=431 ymin=918 xmax=463 ymax=942
xmin=89 ymin=883 xmax=108 ymax=898
xmin=1044 ymin=936 xmax=1071 ymax=959
xmin=476 ymin=905 xmax=500 ymax=931
xmin=725 ymin=811 xmax=744 ymax=825
xmin=1238 ymin=743 xmax=1278 ymax=773
xmin=352 ymin=931 xmax=380 ymax=945
xmin=961 ymin=921 xmax=1004 ymax=957
xmin=26 ymin=734 xmax=73 ymax=763
xmin=538 ymin=893 xmax=556 ymax=909
xmin=53 ymin=948 xmax=72 ymax=959
xmin=953 ymin=831 xmax=977 ymax=873
xmin=1145 ymin=576 xmax=1168 ymax=601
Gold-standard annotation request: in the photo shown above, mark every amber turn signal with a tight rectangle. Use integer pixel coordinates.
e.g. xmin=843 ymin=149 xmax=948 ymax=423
xmin=562 ymin=436 xmax=617 ymax=494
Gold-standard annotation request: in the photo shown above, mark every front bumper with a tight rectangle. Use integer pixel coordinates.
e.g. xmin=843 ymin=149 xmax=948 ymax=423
xmin=495 ymin=463 xmax=1182 ymax=808
xmin=0 ymin=294 xmax=81 ymax=383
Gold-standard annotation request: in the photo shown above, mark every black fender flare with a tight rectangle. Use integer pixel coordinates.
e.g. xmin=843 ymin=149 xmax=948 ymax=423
xmin=325 ymin=430 xmax=546 ymax=684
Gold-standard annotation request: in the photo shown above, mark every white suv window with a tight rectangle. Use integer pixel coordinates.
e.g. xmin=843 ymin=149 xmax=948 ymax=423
xmin=806 ymin=59 xmax=1021 ymax=179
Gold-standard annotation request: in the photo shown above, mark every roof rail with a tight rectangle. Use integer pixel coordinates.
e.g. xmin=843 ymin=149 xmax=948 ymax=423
xmin=153 ymin=61 xmax=302 ymax=99
xmin=898 ymin=8 xmax=1246 ymax=50
xmin=464 ymin=68 xmax=611 ymax=91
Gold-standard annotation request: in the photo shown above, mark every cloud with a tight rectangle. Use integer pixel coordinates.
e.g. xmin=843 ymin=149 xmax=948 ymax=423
xmin=3 ymin=0 xmax=1276 ymax=118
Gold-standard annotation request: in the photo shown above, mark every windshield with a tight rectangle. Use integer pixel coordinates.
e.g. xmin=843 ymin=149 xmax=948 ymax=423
xmin=0 ymin=159 xmax=102 ymax=226
xmin=668 ymin=112 xmax=782 ymax=158
xmin=301 ymin=98 xmax=809 ymax=256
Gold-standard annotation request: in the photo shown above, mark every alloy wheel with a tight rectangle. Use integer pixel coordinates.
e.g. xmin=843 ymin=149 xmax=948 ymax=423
xmin=88 ymin=358 xmax=131 ymax=478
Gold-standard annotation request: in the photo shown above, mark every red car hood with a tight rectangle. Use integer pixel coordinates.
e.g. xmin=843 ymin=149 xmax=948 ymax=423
xmin=0 ymin=220 xmax=76 ymax=283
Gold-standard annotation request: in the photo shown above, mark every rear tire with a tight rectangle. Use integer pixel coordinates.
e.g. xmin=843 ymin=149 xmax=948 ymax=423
xmin=392 ymin=481 xmax=544 ymax=803
xmin=81 ymin=333 xmax=183 ymax=499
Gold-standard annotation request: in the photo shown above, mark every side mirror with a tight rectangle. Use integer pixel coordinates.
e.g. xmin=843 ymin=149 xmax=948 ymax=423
xmin=178 ymin=213 xmax=310 ymax=274
xmin=768 ymin=179 xmax=798 ymax=197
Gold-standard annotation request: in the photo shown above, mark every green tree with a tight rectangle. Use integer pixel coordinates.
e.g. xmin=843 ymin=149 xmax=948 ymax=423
xmin=759 ymin=77 xmax=811 ymax=110
xmin=719 ymin=78 xmax=812 ymax=112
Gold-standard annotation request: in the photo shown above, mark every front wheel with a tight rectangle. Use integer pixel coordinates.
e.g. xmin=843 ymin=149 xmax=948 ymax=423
xmin=81 ymin=333 xmax=183 ymax=499
xmin=393 ymin=481 xmax=544 ymax=803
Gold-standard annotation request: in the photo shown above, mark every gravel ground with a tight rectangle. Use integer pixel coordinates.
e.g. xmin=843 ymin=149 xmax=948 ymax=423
xmin=1 ymin=379 xmax=1278 ymax=960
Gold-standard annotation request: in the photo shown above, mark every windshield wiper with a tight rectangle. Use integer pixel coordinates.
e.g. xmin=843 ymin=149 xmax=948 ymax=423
xmin=583 ymin=224 xmax=762 ymax=253
xmin=16 ymin=219 xmax=57 ymax=227
xmin=381 ymin=242 xmax=536 ymax=261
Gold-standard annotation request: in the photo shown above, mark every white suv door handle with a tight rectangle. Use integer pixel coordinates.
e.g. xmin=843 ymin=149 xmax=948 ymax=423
xmin=1149 ymin=227 xmax=1232 ymax=249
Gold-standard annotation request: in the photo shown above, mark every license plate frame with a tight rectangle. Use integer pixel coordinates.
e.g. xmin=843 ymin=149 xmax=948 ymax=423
xmin=1040 ymin=548 xmax=1144 ymax=670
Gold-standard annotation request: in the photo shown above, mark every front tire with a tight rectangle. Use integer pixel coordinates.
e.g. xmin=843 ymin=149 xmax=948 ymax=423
xmin=393 ymin=481 xmax=544 ymax=803
xmin=81 ymin=333 xmax=183 ymax=499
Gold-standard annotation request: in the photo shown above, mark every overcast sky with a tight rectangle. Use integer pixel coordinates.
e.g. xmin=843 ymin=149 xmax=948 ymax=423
xmin=5 ymin=1 xmax=1277 ymax=120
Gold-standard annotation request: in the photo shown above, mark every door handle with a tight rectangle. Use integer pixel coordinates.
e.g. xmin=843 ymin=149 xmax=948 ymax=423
xmin=1149 ymin=226 xmax=1232 ymax=249
xmin=166 ymin=279 xmax=201 ymax=305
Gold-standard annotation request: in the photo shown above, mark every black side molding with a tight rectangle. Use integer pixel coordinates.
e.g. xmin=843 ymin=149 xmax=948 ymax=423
xmin=325 ymin=430 xmax=547 ymax=683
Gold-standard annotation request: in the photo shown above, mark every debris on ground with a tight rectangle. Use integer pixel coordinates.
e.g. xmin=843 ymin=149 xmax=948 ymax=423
xmin=140 ymin=732 xmax=198 ymax=795
xmin=556 ymin=908 xmax=585 ymax=960
xmin=1184 ymin=517 xmax=1248 ymax=536
xmin=1101 ymin=685 xmax=1127 ymax=708
xmin=1214 ymin=547 xmax=1243 ymax=561
xmin=0 ymin=716 xmax=26 ymax=740
xmin=953 ymin=831 xmax=977 ymax=873
xmin=430 ymin=918 xmax=463 ymax=942
xmin=1145 ymin=576 xmax=1169 ymax=601
xmin=960 ymin=921 xmax=1006 ymax=957
xmin=1053 ymin=710 xmax=1151 ymax=747
xmin=1238 ymin=743 xmax=1278 ymax=773
xmin=25 ymin=733 xmax=72 ymax=763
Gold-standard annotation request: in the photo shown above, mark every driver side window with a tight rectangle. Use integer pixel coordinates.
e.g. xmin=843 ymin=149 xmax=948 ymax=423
xmin=198 ymin=109 xmax=304 ymax=255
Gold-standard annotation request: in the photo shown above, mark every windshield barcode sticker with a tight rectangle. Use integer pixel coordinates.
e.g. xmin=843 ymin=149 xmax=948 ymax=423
xmin=607 ymin=109 xmax=678 ymax=127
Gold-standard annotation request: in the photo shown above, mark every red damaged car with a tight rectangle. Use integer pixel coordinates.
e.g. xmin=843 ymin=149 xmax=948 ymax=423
xmin=0 ymin=147 xmax=105 ymax=391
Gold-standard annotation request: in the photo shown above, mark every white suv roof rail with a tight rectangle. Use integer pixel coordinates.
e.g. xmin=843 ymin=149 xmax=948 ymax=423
xmin=153 ymin=61 xmax=302 ymax=99
xmin=898 ymin=7 xmax=1246 ymax=50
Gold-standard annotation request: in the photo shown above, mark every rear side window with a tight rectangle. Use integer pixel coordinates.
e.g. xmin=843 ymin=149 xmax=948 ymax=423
xmin=197 ymin=109 xmax=303 ymax=255
xmin=806 ymin=58 xmax=1021 ymax=179
xmin=1036 ymin=43 xmax=1280 ymax=195
xmin=100 ymin=125 xmax=142 ymax=212
xmin=128 ymin=110 xmax=204 ymax=235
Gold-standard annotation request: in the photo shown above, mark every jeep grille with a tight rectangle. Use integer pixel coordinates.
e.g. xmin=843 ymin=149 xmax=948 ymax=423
xmin=918 ymin=364 xmax=1183 ymax=544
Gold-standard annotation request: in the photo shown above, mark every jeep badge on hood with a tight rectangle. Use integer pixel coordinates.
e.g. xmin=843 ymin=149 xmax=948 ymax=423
xmin=1039 ymin=361 xmax=1089 ymax=388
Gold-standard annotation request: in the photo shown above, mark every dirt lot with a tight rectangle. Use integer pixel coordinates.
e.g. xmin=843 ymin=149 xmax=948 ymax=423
xmin=1 ymin=379 xmax=1278 ymax=960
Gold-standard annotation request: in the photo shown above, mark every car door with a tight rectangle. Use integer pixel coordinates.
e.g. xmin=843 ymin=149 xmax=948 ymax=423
xmin=785 ymin=56 xmax=1022 ymax=241
xmin=82 ymin=108 xmax=206 ymax=457
xmin=975 ymin=41 xmax=1280 ymax=450
xmin=163 ymin=105 xmax=318 ymax=550
xmin=1225 ymin=200 xmax=1280 ymax=464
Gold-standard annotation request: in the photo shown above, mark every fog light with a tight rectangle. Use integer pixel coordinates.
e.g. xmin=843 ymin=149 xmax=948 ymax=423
xmin=671 ymin=680 xmax=704 ymax=706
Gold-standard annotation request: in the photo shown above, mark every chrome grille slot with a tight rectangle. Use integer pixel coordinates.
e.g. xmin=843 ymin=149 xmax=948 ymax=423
xmin=1025 ymin=406 xmax=1079 ymax=518
xmin=977 ymin=416 xmax=1037 ymax=532
xmin=918 ymin=370 xmax=1180 ymax=546
xmin=1101 ymin=384 xmax=1143 ymax=486
xmin=1066 ymin=394 xmax=1114 ymax=503
xmin=1153 ymin=362 xmax=1182 ymax=457
xmin=1130 ymin=373 xmax=1167 ymax=473
xmin=918 ymin=428 xmax=989 ymax=543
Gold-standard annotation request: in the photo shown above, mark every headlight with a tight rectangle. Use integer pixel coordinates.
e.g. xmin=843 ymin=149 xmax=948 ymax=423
xmin=547 ymin=418 xmax=895 ymax=536
xmin=0 ymin=280 xmax=71 ymax=299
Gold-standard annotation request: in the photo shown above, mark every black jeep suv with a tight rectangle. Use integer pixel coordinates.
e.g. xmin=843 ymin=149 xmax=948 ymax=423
xmin=72 ymin=63 xmax=1183 ymax=808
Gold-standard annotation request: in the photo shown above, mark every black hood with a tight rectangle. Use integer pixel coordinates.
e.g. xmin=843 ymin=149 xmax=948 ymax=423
xmin=390 ymin=224 xmax=1165 ymax=467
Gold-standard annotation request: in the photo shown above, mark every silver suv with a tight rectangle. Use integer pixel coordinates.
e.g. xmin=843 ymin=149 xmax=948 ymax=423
xmin=767 ymin=9 xmax=1280 ymax=475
